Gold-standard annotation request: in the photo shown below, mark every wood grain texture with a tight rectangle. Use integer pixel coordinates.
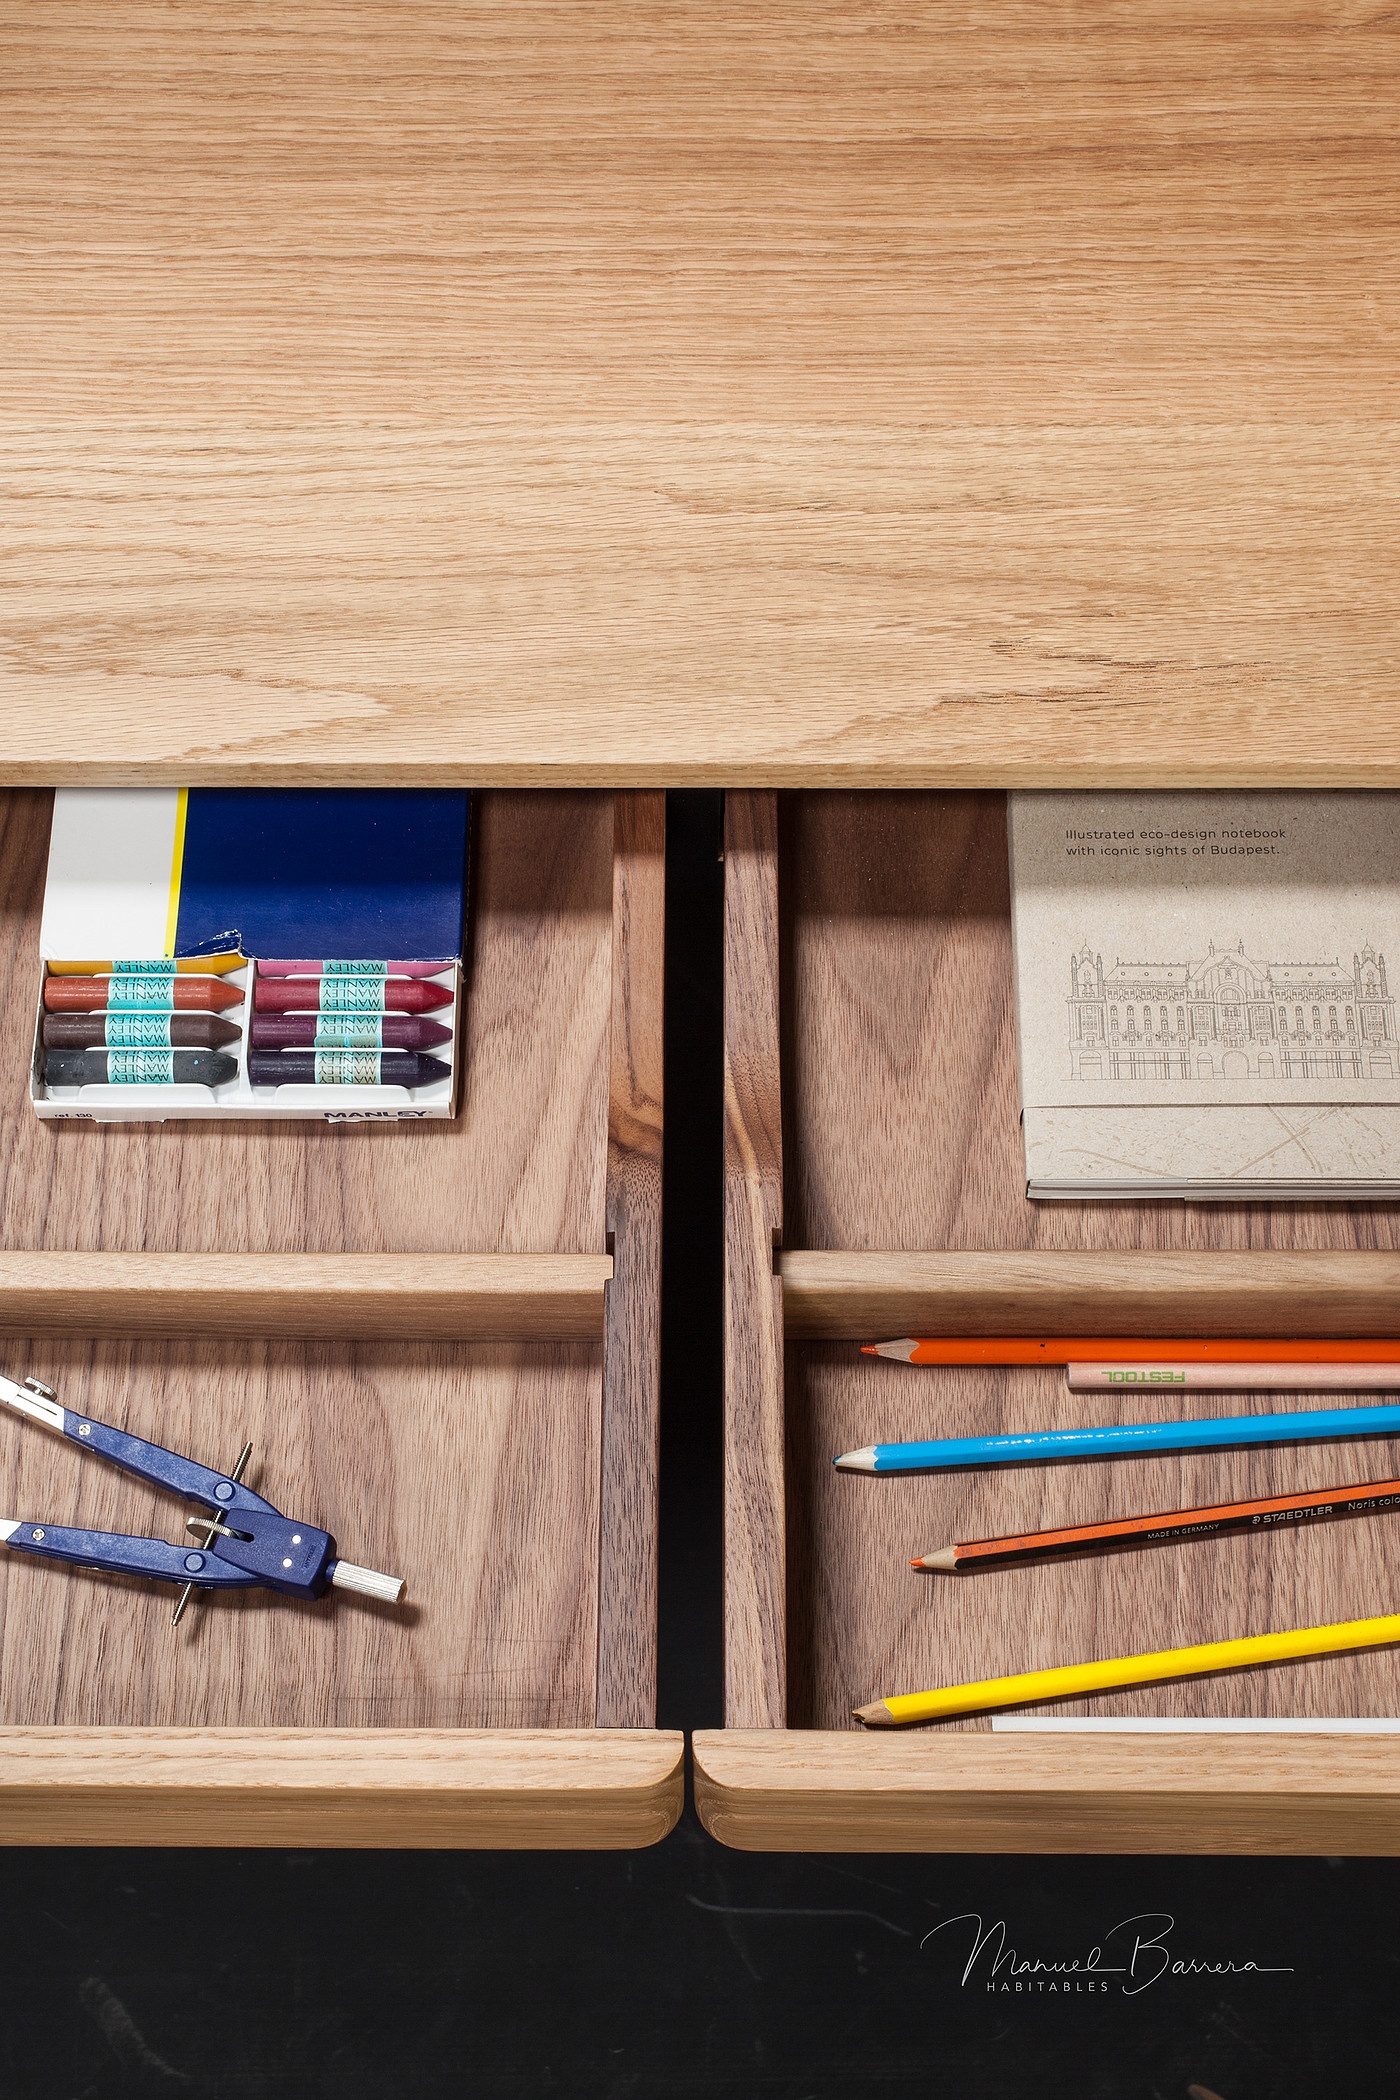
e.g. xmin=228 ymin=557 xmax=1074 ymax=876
xmin=0 ymin=1251 xmax=613 ymax=1340
xmin=779 ymin=798 xmax=1400 ymax=1733
xmin=723 ymin=793 xmax=787 ymax=1726
xmin=0 ymin=786 xmax=669 ymax=1832
xmin=720 ymin=786 xmax=1400 ymax=1845
xmin=779 ymin=1250 xmax=1400 ymax=1341
xmin=597 ymin=793 xmax=665 ymax=1726
xmin=0 ymin=1339 xmax=604 ymax=1731
xmin=3 ymin=7 xmax=1399 ymax=783
xmin=782 ymin=794 xmax=1400 ymax=1256
xmin=0 ymin=789 xmax=612 ymax=1254
xmin=692 ymin=1730 xmax=1400 ymax=1854
xmin=785 ymin=1346 xmax=1400 ymax=1734
xmin=0 ymin=1728 xmax=684 ymax=1848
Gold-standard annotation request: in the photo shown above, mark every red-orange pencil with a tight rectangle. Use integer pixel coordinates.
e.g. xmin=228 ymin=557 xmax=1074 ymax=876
xmin=912 ymin=1475 xmax=1400 ymax=1573
xmin=864 ymin=1337 xmax=1400 ymax=1366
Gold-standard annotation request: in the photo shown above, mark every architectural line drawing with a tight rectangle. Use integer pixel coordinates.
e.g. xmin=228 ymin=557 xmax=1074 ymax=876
xmin=1066 ymin=939 xmax=1397 ymax=1082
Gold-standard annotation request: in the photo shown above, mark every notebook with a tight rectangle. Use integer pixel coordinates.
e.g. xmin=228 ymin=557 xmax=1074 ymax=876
xmin=1008 ymin=791 xmax=1400 ymax=1199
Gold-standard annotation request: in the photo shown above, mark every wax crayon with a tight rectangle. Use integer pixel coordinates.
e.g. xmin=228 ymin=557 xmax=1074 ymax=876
xmin=256 ymin=960 xmax=448 ymax=978
xmin=253 ymin=976 xmax=451 ymax=1015
xmin=45 ymin=1049 xmax=239 ymax=1088
xmin=249 ymin=1051 xmax=451 ymax=1088
xmin=43 ymin=1013 xmax=242 ymax=1051
xmin=44 ymin=975 xmax=244 ymax=1014
xmin=250 ymin=1014 xmax=452 ymax=1051
xmin=45 ymin=955 xmax=245 ymax=976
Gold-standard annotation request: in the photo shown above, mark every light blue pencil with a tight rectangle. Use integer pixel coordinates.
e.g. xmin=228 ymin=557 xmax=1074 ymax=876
xmin=833 ymin=1402 xmax=1400 ymax=1474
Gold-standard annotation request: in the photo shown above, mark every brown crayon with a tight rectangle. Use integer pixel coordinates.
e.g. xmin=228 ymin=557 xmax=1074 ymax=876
xmin=43 ymin=1012 xmax=242 ymax=1051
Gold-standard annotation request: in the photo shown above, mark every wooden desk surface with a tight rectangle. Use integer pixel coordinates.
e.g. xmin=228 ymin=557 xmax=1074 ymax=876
xmin=3 ymin=5 xmax=1396 ymax=784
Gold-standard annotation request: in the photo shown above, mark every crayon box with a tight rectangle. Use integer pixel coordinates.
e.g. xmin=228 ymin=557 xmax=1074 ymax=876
xmin=31 ymin=788 xmax=470 ymax=1123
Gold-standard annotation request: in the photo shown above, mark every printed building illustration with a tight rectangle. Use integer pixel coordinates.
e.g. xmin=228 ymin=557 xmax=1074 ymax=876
xmin=1067 ymin=940 xmax=1397 ymax=1081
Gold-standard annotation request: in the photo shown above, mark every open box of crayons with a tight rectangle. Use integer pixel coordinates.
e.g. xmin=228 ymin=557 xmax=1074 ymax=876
xmin=30 ymin=788 xmax=469 ymax=1123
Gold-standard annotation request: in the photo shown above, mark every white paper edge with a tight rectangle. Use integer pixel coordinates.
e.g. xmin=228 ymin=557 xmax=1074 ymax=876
xmin=991 ymin=1716 xmax=1400 ymax=1733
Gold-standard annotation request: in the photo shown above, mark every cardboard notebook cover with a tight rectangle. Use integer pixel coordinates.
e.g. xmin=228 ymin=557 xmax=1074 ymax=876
xmin=1008 ymin=791 xmax=1400 ymax=1197
xmin=34 ymin=788 xmax=470 ymax=1123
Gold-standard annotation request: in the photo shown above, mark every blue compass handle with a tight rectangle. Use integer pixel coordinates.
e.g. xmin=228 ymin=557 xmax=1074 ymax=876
xmin=63 ymin=1411 xmax=281 ymax=1521
xmin=5 ymin=1522 xmax=260 ymax=1588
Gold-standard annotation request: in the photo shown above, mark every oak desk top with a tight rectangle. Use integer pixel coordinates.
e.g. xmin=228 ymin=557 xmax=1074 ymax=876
xmin=3 ymin=5 xmax=1396 ymax=785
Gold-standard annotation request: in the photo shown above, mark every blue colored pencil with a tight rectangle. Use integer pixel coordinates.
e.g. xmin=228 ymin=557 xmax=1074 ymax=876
xmin=833 ymin=1401 xmax=1400 ymax=1474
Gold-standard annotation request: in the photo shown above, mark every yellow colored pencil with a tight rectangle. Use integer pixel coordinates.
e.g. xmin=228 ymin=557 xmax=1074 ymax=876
xmin=46 ymin=954 xmax=245 ymax=975
xmin=853 ymin=1611 xmax=1400 ymax=1726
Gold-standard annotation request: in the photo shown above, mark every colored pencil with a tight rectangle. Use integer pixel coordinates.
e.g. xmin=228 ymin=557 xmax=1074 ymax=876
xmin=912 ymin=1475 xmax=1400 ymax=1572
xmin=864 ymin=1337 xmax=1400 ymax=1365
xmin=853 ymin=1611 xmax=1400 ymax=1725
xmin=833 ymin=1400 xmax=1400 ymax=1473
xmin=1069 ymin=1362 xmax=1400 ymax=1392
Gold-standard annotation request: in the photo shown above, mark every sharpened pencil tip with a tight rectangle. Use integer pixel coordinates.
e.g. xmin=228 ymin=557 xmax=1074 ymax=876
xmin=917 ymin=1545 xmax=960 ymax=1572
xmin=834 ymin=1447 xmax=879 ymax=1472
xmin=860 ymin=1345 xmax=877 ymax=1355
xmin=853 ymin=1700 xmax=896 ymax=1726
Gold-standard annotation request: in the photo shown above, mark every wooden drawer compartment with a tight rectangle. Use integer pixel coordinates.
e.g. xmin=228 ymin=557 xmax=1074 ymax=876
xmin=0 ymin=789 xmax=681 ymax=1846
xmin=697 ymin=790 xmax=1400 ymax=1853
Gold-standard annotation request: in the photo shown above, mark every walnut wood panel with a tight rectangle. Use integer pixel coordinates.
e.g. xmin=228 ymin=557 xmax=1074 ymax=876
xmin=0 ymin=1729 xmax=684 ymax=1849
xmin=0 ymin=1338 xmax=603 ymax=1731
xmin=597 ymin=792 xmax=665 ymax=1727
xmin=0 ymin=1252 xmax=612 ymax=1341
xmin=723 ymin=792 xmax=786 ymax=1727
xmin=4 ymin=8 xmax=1399 ymax=782
xmin=779 ymin=1250 xmax=1400 ymax=1341
xmin=785 ymin=1346 xmax=1400 ymax=1734
xmin=781 ymin=793 xmax=1400 ymax=1255
xmin=692 ymin=1731 xmax=1400 ymax=1855
xmin=0 ymin=788 xmax=612 ymax=1254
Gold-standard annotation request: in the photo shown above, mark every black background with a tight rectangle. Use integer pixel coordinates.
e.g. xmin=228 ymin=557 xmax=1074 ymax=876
xmin=2 ymin=792 xmax=1396 ymax=2098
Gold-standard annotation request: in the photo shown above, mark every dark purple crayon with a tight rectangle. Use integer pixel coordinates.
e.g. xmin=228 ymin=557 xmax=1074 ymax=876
xmin=250 ymin=1014 xmax=452 ymax=1052
xmin=249 ymin=1050 xmax=451 ymax=1089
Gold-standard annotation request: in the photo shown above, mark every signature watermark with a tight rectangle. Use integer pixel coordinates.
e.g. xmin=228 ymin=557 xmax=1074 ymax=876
xmin=923 ymin=1912 xmax=1293 ymax=1997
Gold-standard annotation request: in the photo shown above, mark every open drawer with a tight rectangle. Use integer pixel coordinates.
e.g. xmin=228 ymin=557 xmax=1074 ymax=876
xmin=696 ymin=790 xmax=1400 ymax=1853
xmin=0 ymin=789 xmax=681 ymax=1846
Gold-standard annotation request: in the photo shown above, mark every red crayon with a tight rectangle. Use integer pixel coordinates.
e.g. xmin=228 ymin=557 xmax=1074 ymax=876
xmin=45 ymin=975 xmax=244 ymax=1014
xmin=250 ymin=1014 xmax=452 ymax=1051
xmin=253 ymin=975 xmax=451 ymax=1015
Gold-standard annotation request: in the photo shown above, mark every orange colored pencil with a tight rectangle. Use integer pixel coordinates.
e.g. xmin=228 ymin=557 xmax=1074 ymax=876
xmin=912 ymin=1474 xmax=1400 ymax=1572
xmin=863 ymin=1337 xmax=1400 ymax=1366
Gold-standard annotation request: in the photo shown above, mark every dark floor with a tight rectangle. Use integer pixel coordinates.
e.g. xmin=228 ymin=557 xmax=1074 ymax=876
xmin=1 ymin=792 xmax=1395 ymax=2099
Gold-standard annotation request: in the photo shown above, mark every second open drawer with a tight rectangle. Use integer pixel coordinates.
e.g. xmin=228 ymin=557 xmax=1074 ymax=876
xmin=698 ymin=789 xmax=1400 ymax=1853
